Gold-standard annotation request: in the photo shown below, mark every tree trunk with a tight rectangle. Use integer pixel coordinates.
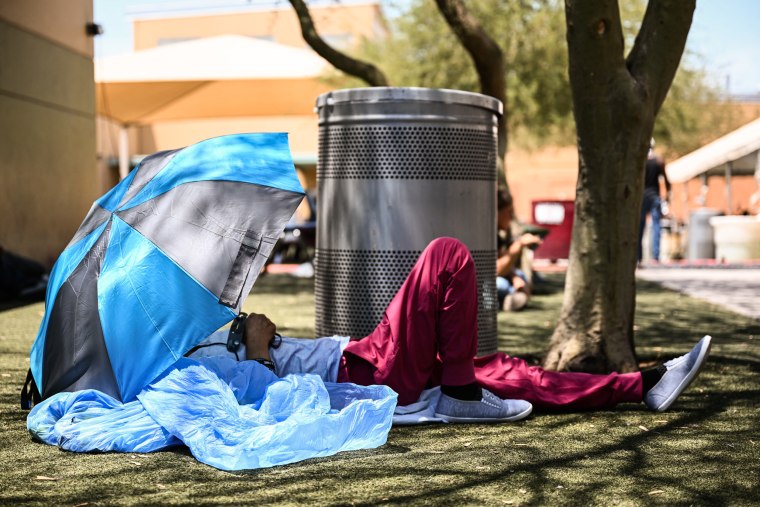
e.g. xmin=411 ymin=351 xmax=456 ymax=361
xmin=545 ymin=0 xmax=695 ymax=372
xmin=288 ymin=0 xmax=389 ymax=87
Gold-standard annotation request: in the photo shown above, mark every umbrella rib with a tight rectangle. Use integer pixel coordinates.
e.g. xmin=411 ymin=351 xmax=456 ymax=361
xmin=133 ymin=81 xmax=213 ymax=123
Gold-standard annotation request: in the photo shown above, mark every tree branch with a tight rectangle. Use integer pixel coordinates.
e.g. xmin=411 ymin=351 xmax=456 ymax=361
xmin=288 ymin=0 xmax=389 ymax=87
xmin=626 ymin=0 xmax=696 ymax=113
xmin=434 ymin=0 xmax=507 ymax=160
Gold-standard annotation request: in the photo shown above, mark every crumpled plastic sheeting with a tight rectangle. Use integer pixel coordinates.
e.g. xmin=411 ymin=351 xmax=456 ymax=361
xmin=27 ymin=357 xmax=397 ymax=470
xmin=27 ymin=389 xmax=180 ymax=453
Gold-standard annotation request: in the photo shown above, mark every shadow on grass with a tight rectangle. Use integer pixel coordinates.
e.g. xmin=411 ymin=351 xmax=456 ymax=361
xmin=3 ymin=270 xmax=758 ymax=506
xmin=251 ymin=275 xmax=314 ymax=296
xmin=0 ymin=296 xmax=45 ymax=313
xmin=341 ymin=393 xmax=758 ymax=506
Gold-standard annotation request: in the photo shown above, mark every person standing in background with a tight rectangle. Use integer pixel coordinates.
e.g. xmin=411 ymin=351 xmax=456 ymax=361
xmin=638 ymin=140 xmax=672 ymax=264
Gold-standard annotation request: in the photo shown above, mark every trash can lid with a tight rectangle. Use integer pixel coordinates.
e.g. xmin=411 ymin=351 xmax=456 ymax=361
xmin=316 ymin=87 xmax=503 ymax=116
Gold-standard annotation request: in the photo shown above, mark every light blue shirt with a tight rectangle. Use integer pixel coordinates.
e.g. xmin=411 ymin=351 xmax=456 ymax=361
xmin=190 ymin=330 xmax=349 ymax=382
xmin=190 ymin=329 xmax=447 ymax=424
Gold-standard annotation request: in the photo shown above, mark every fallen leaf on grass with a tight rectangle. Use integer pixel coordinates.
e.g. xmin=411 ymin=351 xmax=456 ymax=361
xmin=73 ymin=503 xmax=91 ymax=507
xmin=638 ymin=425 xmax=649 ymax=432
xmin=1 ymin=373 xmax=10 ymax=378
xmin=653 ymin=420 xmax=668 ymax=423
xmin=648 ymin=490 xmax=665 ymax=496
xmin=519 ymin=489 xmax=527 ymax=494
xmin=35 ymin=476 xmax=59 ymax=481
xmin=156 ymin=484 xmax=167 ymax=490
xmin=129 ymin=461 xmax=142 ymax=466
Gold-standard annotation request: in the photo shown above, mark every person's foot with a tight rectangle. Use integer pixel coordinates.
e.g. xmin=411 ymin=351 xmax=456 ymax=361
xmin=503 ymin=291 xmax=528 ymax=312
xmin=435 ymin=388 xmax=533 ymax=423
xmin=644 ymin=335 xmax=712 ymax=412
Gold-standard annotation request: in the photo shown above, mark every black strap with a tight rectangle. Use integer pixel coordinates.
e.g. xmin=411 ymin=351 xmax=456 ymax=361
xmin=20 ymin=369 xmax=41 ymax=410
xmin=219 ymin=232 xmax=262 ymax=308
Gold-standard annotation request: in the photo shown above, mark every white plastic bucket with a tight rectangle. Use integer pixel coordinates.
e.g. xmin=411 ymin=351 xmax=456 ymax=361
xmin=709 ymin=215 xmax=760 ymax=262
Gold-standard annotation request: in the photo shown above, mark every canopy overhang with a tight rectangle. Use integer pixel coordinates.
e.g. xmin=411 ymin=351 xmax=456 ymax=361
xmin=95 ymin=34 xmax=330 ymax=124
xmin=667 ymin=117 xmax=760 ymax=183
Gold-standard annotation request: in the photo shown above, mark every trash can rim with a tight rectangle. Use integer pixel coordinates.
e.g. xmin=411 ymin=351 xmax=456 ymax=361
xmin=316 ymin=87 xmax=503 ymax=116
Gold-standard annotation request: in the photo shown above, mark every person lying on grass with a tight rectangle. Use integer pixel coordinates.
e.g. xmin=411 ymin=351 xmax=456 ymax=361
xmin=191 ymin=237 xmax=711 ymax=423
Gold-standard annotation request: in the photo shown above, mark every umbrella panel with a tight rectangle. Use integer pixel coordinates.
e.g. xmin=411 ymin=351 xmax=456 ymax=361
xmin=42 ymin=221 xmax=120 ymax=399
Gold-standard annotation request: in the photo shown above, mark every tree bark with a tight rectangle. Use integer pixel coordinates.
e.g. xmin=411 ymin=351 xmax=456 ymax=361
xmin=434 ymin=0 xmax=508 ymax=167
xmin=288 ymin=0 xmax=389 ymax=87
xmin=545 ymin=0 xmax=695 ymax=373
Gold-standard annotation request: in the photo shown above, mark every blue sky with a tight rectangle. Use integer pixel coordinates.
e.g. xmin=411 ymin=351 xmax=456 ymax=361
xmin=94 ymin=0 xmax=760 ymax=95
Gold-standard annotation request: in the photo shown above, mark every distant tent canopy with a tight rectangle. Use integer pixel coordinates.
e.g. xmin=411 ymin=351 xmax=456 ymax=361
xmin=667 ymin=117 xmax=760 ymax=183
xmin=95 ymin=34 xmax=329 ymax=124
xmin=95 ymin=35 xmax=330 ymax=179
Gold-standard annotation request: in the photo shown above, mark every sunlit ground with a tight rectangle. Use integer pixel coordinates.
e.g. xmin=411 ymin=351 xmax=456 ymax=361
xmin=0 ymin=274 xmax=756 ymax=506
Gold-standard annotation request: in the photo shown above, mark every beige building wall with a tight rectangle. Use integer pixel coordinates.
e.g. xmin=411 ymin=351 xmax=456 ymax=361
xmin=133 ymin=2 xmax=386 ymax=51
xmin=506 ymin=146 xmax=578 ymax=222
xmin=0 ymin=1 xmax=97 ymax=266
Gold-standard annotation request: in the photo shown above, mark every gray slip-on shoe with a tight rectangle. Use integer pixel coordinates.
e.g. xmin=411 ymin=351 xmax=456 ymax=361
xmin=645 ymin=335 xmax=712 ymax=412
xmin=434 ymin=388 xmax=533 ymax=423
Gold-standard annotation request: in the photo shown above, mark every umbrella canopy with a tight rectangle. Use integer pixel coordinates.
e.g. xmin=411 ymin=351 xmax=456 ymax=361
xmin=96 ymin=35 xmax=330 ymax=124
xmin=28 ymin=133 xmax=305 ymax=402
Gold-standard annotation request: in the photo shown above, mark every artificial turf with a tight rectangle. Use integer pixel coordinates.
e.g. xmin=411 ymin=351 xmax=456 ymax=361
xmin=0 ymin=275 xmax=757 ymax=506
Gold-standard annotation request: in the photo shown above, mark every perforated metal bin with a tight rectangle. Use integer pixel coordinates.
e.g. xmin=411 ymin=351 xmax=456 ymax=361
xmin=315 ymin=87 xmax=501 ymax=356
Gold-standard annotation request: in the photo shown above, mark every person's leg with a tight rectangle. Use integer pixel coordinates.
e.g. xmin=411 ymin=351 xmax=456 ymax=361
xmin=650 ymin=196 xmax=662 ymax=261
xmin=496 ymin=276 xmax=511 ymax=307
xmin=473 ymin=353 xmax=642 ymax=411
xmin=472 ymin=334 xmax=712 ymax=411
xmin=340 ymin=237 xmax=478 ymax=406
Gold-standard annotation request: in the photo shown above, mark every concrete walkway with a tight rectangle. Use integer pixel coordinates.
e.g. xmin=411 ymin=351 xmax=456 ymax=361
xmin=636 ymin=268 xmax=760 ymax=320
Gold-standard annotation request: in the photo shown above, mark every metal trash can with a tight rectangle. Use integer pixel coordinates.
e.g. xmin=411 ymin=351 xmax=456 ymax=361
xmin=314 ymin=87 xmax=502 ymax=356
xmin=687 ymin=208 xmax=721 ymax=260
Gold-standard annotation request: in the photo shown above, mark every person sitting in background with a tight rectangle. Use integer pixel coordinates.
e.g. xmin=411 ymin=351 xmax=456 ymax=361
xmin=496 ymin=190 xmax=542 ymax=311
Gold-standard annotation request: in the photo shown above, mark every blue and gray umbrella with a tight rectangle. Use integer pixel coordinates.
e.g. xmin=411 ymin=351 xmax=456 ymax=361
xmin=26 ymin=133 xmax=304 ymax=403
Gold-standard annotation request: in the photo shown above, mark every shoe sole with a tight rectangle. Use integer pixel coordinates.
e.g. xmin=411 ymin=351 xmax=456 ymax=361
xmin=654 ymin=335 xmax=712 ymax=412
xmin=434 ymin=404 xmax=533 ymax=423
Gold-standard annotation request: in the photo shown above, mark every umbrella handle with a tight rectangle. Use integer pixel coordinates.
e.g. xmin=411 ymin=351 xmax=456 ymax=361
xmin=226 ymin=312 xmax=248 ymax=353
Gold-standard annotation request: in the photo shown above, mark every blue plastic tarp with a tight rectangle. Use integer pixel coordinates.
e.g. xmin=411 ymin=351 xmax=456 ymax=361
xmin=28 ymin=356 xmax=397 ymax=470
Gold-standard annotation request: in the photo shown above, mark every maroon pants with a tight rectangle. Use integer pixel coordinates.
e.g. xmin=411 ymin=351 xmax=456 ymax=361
xmin=337 ymin=237 xmax=642 ymax=409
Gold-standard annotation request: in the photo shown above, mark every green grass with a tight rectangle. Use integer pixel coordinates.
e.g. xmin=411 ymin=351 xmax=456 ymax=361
xmin=0 ymin=275 xmax=757 ymax=506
